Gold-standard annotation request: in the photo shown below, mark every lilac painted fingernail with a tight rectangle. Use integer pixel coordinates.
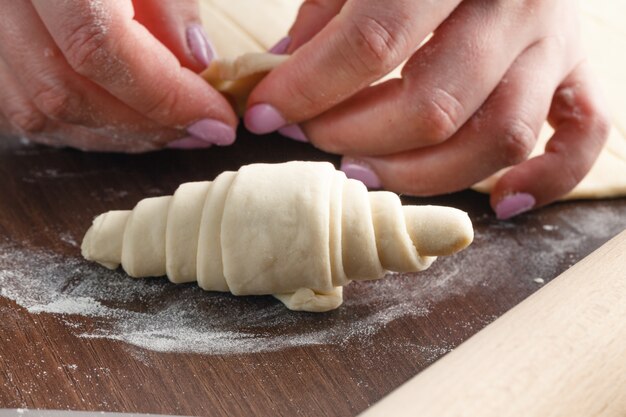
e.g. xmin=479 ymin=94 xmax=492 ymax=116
xmin=186 ymin=24 xmax=216 ymax=67
xmin=167 ymin=136 xmax=213 ymax=150
xmin=244 ymin=103 xmax=287 ymax=134
xmin=278 ymin=124 xmax=308 ymax=142
xmin=269 ymin=36 xmax=292 ymax=54
xmin=495 ymin=193 xmax=536 ymax=220
xmin=341 ymin=157 xmax=382 ymax=189
xmin=186 ymin=119 xmax=236 ymax=146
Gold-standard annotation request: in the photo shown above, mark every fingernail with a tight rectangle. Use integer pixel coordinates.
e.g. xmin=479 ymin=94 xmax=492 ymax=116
xmin=495 ymin=193 xmax=536 ymax=220
xmin=278 ymin=124 xmax=308 ymax=142
xmin=186 ymin=24 xmax=216 ymax=67
xmin=186 ymin=119 xmax=236 ymax=146
xmin=269 ymin=36 xmax=292 ymax=54
xmin=167 ymin=136 xmax=213 ymax=150
xmin=341 ymin=157 xmax=382 ymax=189
xmin=244 ymin=104 xmax=287 ymax=134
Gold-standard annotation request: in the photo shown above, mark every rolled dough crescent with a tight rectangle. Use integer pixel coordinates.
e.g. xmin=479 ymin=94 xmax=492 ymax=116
xmin=199 ymin=0 xmax=626 ymax=200
xmin=82 ymin=162 xmax=474 ymax=312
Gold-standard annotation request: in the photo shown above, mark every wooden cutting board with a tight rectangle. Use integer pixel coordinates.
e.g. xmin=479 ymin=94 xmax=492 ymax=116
xmin=0 ymin=132 xmax=625 ymax=416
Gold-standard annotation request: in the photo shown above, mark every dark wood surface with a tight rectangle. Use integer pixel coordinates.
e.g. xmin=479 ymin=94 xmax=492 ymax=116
xmin=0 ymin=131 xmax=625 ymax=416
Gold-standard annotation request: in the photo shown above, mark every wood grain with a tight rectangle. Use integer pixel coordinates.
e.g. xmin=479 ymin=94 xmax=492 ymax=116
xmin=362 ymin=230 xmax=626 ymax=417
xmin=0 ymin=132 xmax=625 ymax=416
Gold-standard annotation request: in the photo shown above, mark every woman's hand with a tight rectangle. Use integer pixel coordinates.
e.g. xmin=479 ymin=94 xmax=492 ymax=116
xmin=245 ymin=0 xmax=610 ymax=218
xmin=0 ymin=0 xmax=238 ymax=152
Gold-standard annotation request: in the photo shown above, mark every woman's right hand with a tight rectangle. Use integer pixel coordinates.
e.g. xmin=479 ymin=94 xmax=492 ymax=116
xmin=246 ymin=0 xmax=610 ymax=219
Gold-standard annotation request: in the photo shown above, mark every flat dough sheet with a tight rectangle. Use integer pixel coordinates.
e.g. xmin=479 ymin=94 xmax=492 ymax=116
xmin=200 ymin=0 xmax=626 ymax=200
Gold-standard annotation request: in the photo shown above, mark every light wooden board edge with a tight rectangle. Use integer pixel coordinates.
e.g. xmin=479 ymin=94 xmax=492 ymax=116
xmin=361 ymin=229 xmax=626 ymax=417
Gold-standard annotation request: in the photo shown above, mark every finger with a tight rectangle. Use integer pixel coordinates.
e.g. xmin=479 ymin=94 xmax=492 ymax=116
xmin=31 ymin=0 xmax=238 ymax=143
xmin=299 ymin=0 xmax=543 ymax=156
xmin=0 ymin=55 xmax=83 ymax=148
xmin=285 ymin=0 xmax=347 ymax=52
xmin=245 ymin=0 xmax=461 ymax=134
xmin=491 ymin=61 xmax=610 ymax=219
xmin=0 ymin=56 xmax=48 ymax=135
xmin=0 ymin=0 xmax=186 ymax=149
xmin=133 ymin=0 xmax=216 ymax=72
xmin=340 ymin=38 xmax=568 ymax=195
xmin=0 ymin=115 xmax=15 ymax=136
xmin=0 ymin=55 xmax=152 ymax=151
xmin=0 ymin=1 xmax=178 ymax=137
xmin=37 ymin=123 xmax=176 ymax=152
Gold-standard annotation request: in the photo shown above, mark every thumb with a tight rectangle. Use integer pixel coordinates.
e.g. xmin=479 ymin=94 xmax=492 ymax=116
xmin=133 ymin=0 xmax=215 ymax=72
xmin=285 ymin=0 xmax=347 ymax=52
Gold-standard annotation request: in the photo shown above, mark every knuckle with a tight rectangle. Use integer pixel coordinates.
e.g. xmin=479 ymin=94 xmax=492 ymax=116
xmin=538 ymin=34 xmax=568 ymax=54
xmin=301 ymin=0 xmax=335 ymax=13
xmin=583 ymin=98 xmax=611 ymax=142
xmin=562 ymin=160 xmax=585 ymax=188
xmin=61 ymin=19 xmax=110 ymax=78
xmin=549 ymin=148 xmax=587 ymax=193
xmin=6 ymin=107 xmax=46 ymax=133
xmin=143 ymin=83 xmax=181 ymax=121
xmin=32 ymin=83 xmax=81 ymax=122
xmin=344 ymin=14 xmax=406 ymax=77
xmin=591 ymin=110 xmax=611 ymax=141
xmin=414 ymin=88 xmax=464 ymax=144
xmin=499 ymin=120 xmax=537 ymax=165
xmin=283 ymin=76 xmax=319 ymax=112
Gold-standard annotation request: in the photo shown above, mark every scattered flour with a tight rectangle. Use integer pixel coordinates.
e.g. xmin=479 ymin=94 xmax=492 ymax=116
xmin=0 ymin=244 xmax=443 ymax=355
xmin=1 ymin=203 xmax=624 ymax=356
xmin=22 ymin=168 xmax=117 ymax=183
xmin=86 ymin=0 xmax=111 ymax=34
xmin=59 ymin=232 xmax=79 ymax=248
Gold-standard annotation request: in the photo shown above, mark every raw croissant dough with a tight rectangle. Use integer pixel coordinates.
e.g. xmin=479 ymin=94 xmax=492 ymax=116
xmin=82 ymin=162 xmax=474 ymax=312
xmin=199 ymin=0 xmax=626 ymax=200
xmin=202 ymin=53 xmax=288 ymax=115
